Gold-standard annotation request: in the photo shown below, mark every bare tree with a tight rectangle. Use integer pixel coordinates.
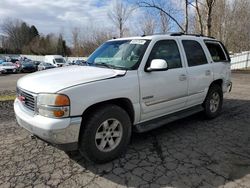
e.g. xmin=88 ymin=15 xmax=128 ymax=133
xmin=159 ymin=11 xmax=170 ymax=33
xmin=78 ymin=26 xmax=114 ymax=56
xmin=195 ymin=0 xmax=203 ymax=35
xmin=189 ymin=0 xmax=215 ymax=36
xmin=72 ymin=27 xmax=81 ymax=56
xmin=140 ymin=12 xmax=156 ymax=35
xmin=108 ymin=0 xmax=134 ymax=38
xmin=1 ymin=18 xmax=22 ymax=50
xmin=138 ymin=1 xmax=185 ymax=32
xmin=206 ymin=0 xmax=216 ymax=36
xmin=188 ymin=0 xmax=204 ymax=35
xmin=185 ymin=0 xmax=189 ymax=33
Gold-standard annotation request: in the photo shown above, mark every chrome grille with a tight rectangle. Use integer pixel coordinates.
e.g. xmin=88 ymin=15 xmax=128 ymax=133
xmin=17 ymin=88 xmax=36 ymax=112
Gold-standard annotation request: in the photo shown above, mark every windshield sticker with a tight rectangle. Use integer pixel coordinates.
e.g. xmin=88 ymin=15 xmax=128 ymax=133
xmin=130 ymin=40 xmax=146 ymax=45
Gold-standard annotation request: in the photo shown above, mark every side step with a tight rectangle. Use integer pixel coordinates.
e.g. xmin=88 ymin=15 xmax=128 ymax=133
xmin=134 ymin=105 xmax=203 ymax=133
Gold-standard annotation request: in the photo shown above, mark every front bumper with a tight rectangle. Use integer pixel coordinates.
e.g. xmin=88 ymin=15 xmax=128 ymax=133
xmin=14 ymin=99 xmax=82 ymax=151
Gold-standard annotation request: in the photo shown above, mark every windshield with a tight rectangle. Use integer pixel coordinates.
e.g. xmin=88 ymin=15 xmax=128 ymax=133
xmin=2 ymin=63 xmax=13 ymax=66
xmin=55 ymin=58 xmax=66 ymax=63
xmin=87 ymin=39 xmax=150 ymax=70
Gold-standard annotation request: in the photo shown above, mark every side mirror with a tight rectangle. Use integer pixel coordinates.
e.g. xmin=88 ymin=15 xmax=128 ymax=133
xmin=147 ymin=59 xmax=168 ymax=72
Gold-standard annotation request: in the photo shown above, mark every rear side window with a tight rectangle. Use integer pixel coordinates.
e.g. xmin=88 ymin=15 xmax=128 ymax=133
xmin=147 ymin=40 xmax=182 ymax=69
xmin=205 ymin=42 xmax=227 ymax=62
xmin=182 ymin=40 xmax=208 ymax=67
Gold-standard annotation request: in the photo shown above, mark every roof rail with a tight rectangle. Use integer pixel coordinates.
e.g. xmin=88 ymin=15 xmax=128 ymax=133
xmin=170 ymin=32 xmax=185 ymax=36
xmin=140 ymin=32 xmax=215 ymax=39
xmin=170 ymin=32 xmax=215 ymax=39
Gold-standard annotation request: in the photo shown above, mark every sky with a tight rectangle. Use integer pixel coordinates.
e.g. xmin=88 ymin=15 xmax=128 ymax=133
xmin=0 ymin=0 xmax=189 ymax=44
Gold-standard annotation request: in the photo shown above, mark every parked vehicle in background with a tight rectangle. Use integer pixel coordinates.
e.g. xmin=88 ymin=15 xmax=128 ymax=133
xmin=74 ymin=60 xmax=87 ymax=66
xmin=0 ymin=62 xmax=17 ymax=73
xmin=14 ymin=33 xmax=232 ymax=163
xmin=20 ymin=61 xmax=36 ymax=73
xmin=38 ymin=62 xmax=56 ymax=71
xmin=0 ymin=67 xmax=7 ymax=74
xmin=32 ymin=61 xmax=42 ymax=71
xmin=44 ymin=55 xmax=66 ymax=67
xmin=14 ymin=61 xmax=22 ymax=72
xmin=10 ymin=58 xmax=19 ymax=64
xmin=0 ymin=58 xmax=5 ymax=64
xmin=64 ymin=60 xmax=87 ymax=67
xmin=63 ymin=61 xmax=74 ymax=67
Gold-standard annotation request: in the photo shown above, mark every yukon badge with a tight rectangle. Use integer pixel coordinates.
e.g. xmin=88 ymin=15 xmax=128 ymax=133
xmin=142 ymin=95 xmax=154 ymax=100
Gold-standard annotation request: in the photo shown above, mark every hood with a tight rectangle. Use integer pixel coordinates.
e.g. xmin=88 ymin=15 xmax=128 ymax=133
xmin=1 ymin=65 xmax=15 ymax=69
xmin=17 ymin=66 xmax=126 ymax=93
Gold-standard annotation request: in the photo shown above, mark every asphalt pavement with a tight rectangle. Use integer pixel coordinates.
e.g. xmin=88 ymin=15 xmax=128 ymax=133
xmin=0 ymin=73 xmax=28 ymax=92
xmin=0 ymin=73 xmax=250 ymax=187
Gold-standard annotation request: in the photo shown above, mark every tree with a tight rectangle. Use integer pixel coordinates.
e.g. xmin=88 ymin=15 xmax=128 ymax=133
xmin=159 ymin=11 xmax=170 ymax=33
xmin=30 ymin=25 xmax=39 ymax=39
xmin=71 ymin=27 xmax=81 ymax=56
xmin=140 ymin=12 xmax=156 ymax=35
xmin=138 ymin=0 xmax=185 ymax=33
xmin=189 ymin=0 xmax=216 ymax=36
xmin=108 ymin=0 xmax=134 ymax=37
xmin=211 ymin=0 xmax=250 ymax=52
xmin=205 ymin=0 xmax=216 ymax=36
xmin=185 ymin=0 xmax=189 ymax=33
xmin=1 ymin=18 xmax=22 ymax=51
xmin=195 ymin=0 xmax=203 ymax=35
xmin=57 ymin=34 xmax=66 ymax=56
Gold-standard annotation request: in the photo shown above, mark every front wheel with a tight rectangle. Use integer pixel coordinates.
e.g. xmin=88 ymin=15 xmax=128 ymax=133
xmin=79 ymin=105 xmax=132 ymax=163
xmin=203 ymin=84 xmax=223 ymax=119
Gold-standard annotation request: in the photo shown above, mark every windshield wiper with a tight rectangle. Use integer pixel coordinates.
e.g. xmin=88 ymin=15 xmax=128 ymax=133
xmin=94 ymin=62 xmax=126 ymax=70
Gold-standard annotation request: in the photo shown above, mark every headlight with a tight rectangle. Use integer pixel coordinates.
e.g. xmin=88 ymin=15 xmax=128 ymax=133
xmin=37 ymin=94 xmax=70 ymax=118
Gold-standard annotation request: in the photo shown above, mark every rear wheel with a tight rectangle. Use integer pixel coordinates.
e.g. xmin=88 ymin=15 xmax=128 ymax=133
xmin=79 ymin=105 xmax=131 ymax=163
xmin=203 ymin=84 xmax=223 ymax=119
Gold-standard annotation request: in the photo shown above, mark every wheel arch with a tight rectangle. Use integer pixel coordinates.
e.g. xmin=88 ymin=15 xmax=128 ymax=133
xmin=79 ymin=98 xmax=135 ymax=137
xmin=209 ymin=79 xmax=223 ymax=89
xmin=203 ymin=79 xmax=223 ymax=106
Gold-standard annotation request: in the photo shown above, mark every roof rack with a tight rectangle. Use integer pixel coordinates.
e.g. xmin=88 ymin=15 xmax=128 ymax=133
xmin=169 ymin=32 xmax=185 ymax=36
xmin=170 ymin=32 xmax=215 ymax=39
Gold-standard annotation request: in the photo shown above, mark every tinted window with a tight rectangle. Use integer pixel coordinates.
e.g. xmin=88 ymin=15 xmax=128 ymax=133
xmin=182 ymin=40 xmax=207 ymax=67
xmin=147 ymin=40 xmax=182 ymax=69
xmin=205 ymin=42 xmax=227 ymax=62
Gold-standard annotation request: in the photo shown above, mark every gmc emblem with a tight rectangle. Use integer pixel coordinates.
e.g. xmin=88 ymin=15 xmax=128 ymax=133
xmin=18 ymin=95 xmax=25 ymax=103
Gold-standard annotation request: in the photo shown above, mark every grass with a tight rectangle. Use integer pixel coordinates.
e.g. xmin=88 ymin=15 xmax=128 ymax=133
xmin=0 ymin=95 xmax=16 ymax=101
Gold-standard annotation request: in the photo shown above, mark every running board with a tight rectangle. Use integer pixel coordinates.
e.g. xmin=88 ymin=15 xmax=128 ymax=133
xmin=134 ymin=105 xmax=203 ymax=133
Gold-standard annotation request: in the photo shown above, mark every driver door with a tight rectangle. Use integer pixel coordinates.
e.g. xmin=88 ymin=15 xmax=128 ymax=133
xmin=138 ymin=40 xmax=188 ymax=121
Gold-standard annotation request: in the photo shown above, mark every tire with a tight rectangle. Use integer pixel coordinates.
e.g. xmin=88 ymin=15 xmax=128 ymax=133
xmin=203 ymin=84 xmax=223 ymax=119
xmin=79 ymin=105 xmax=132 ymax=163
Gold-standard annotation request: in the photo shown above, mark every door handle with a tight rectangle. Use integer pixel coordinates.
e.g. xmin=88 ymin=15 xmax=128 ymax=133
xmin=205 ymin=70 xmax=211 ymax=76
xmin=179 ymin=74 xmax=187 ymax=81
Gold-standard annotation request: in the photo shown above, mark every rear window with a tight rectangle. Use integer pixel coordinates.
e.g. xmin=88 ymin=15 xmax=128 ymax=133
xmin=205 ymin=41 xmax=228 ymax=62
xmin=55 ymin=58 xmax=65 ymax=63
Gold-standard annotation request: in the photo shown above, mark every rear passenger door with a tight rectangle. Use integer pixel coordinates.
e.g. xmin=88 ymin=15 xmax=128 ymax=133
xmin=181 ymin=39 xmax=213 ymax=107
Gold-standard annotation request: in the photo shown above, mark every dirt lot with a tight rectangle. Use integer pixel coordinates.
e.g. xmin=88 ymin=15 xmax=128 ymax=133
xmin=0 ymin=73 xmax=250 ymax=188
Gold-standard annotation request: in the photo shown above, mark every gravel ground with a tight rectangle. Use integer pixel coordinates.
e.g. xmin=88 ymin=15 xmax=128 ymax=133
xmin=0 ymin=73 xmax=250 ymax=188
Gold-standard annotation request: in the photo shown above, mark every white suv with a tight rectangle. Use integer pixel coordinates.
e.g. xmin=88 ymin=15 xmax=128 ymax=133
xmin=14 ymin=33 xmax=232 ymax=163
